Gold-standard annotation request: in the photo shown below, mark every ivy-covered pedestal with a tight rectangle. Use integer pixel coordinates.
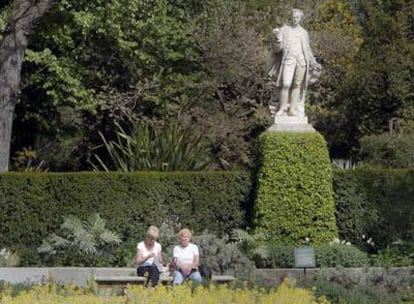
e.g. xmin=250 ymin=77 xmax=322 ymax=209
xmin=254 ymin=129 xmax=338 ymax=245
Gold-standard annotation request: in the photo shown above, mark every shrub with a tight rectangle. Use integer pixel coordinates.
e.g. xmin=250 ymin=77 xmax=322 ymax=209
xmin=332 ymin=170 xmax=378 ymax=251
xmin=0 ymin=171 xmax=252 ymax=266
xmin=302 ymin=267 xmax=414 ymax=304
xmin=316 ymin=243 xmax=369 ymax=268
xmin=358 ymin=133 xmax=414 ymax=168
xmin=91 ymin=121 xmax=213 ymax=172
xmin=305 ymin=276 xmax=402 ymax=304
xmin=228 ymin=229 xmax=269 ymax=268
xmin=254 ymin=132 xmax=338 ymax=245
xmin=257 ymin=243 xmax=368 ymax=268
xmin=0 ymin=281 xmax=329 ymax=304
xmin=371 ymin=239 xmax=414 ymax=267
xmin=37 ymin=213 xmax=121 ymax=266
xmin=333 ymin=169 xmax=414 ymax=250
xmin=0 ymin=281 xmax=33 ymax=297
xmin=265 ymin=244 xmax=295 ymax=268
xmin=193 ymin=232 xmax=256 ymax=281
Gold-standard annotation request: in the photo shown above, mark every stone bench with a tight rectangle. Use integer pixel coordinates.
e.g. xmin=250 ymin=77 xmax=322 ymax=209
xmin=94 ymin=275 xmax=172 ymax=287
xmin=94 ymin=275 xmax=235 ymax=288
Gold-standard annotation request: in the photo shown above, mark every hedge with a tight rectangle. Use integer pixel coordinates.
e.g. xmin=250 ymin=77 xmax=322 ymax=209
xmin=262 ymin=243 xmax=369 ymax=268
xmin=1 ymin=168 xmax=413 ymax=265
xmin=0 ymin=171 xmax=252 ymax=264
xmin=333 ymin=168 xmax=414 ymax=250
xmin=253 ymin=132 xmax=338 ymax=245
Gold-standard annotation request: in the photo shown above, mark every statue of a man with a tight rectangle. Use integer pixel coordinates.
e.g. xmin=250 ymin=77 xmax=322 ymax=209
xmin=267 ymin=9 xmax=320 ymax=118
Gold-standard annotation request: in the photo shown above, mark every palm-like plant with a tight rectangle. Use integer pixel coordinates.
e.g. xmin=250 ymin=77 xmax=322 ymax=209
xmin=91 ymin=120 xmax=213 ymax=172
xmin=0 ymin=248 xmax=20 ymax=267
xmin=38 ymin=213 xmax=121 ymax=256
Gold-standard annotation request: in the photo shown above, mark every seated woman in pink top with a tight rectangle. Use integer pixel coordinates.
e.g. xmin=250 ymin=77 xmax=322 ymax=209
xmin=135 ymin=225 xmax=163 ymax=286
xmin=171 ymin=228 xmax=202 ymax=285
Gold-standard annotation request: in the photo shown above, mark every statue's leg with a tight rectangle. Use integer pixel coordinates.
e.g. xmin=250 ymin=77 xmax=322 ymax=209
xmin=276 ymin=64 xmax=295 ymax=116
xmin=277 ymin=89 xmax=289 ymax=116
xmin=289 ymin=64 xmax=306 ymax=116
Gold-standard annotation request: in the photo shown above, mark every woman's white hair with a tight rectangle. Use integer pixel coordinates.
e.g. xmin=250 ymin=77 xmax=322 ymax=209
xmin=178 ymin=228 xmax=192 ymax=238
xmin=146 ymin=225 xmax=159 ymax=239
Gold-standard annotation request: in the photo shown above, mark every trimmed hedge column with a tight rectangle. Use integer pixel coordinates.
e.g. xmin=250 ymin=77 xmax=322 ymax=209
xmin=254 ymin=131 xmax=337 ymax=244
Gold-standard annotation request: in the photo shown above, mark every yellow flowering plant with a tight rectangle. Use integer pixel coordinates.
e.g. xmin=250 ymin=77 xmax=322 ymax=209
xmin=0 ymin=280 xmax=329 ymax=304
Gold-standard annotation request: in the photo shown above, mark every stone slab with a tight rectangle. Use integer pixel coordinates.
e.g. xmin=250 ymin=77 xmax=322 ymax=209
xmin=94 ymin=275 xmax=233 ymax=284
xmin=211 ymin=275 xmax=235 ymax=282
xmin=49 ymin=267 xmax=106 ymax=286
xmin=1 ymin=267 xmax=412 ymax=288
xmin=0 ymin=267 xmax=49 ymax=284
xmin=267 ymin=123 xmax=315 ymax=133
xmin=274 ymin=116 xmax=308 ymax=124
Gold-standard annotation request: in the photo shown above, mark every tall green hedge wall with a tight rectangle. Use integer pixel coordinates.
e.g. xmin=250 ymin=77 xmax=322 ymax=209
xmin=0 ymin=171 xmax=252 ymax=263
xmin=1 ymin=168 xmax=413 ymax=264
xmin=333 ymin=169 xmax=414 ymax=249
xmin=254 ymin=132 xmax=338 ymax=245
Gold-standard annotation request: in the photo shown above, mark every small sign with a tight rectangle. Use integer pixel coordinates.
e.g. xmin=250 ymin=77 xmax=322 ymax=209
xmin=294 ymin=247 xmax=316 ymax=268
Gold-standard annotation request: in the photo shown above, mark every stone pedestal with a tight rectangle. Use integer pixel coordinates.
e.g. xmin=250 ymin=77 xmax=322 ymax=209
xmin=267 ymin=115 xmax=315 ymax=133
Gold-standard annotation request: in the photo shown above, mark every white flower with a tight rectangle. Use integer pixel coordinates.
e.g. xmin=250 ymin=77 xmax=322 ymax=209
xmin=329 ymin=238 xmax=351 ymax=246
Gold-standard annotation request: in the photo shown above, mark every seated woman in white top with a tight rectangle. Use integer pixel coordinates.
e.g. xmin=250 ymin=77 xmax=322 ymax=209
xmin=171 ymin=228 xmax=202 ymax=285
xmin=135 ymin=225 xmax=163 ymax=286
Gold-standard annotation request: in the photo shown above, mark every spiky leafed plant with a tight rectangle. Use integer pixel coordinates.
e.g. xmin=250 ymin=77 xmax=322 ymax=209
xmin=91 ymin=120 xmax=213 ymax=171
xmin=38 ymin=213 xmax=121 ymax=257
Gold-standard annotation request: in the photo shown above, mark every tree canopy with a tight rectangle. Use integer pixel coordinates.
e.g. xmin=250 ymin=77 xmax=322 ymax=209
xmin=1 ymin=0 xmax=413 ymax=171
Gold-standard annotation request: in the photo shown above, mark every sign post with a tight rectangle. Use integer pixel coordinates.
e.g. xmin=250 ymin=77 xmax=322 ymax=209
xmin=294 ymin=247 xmax=316 ymax=277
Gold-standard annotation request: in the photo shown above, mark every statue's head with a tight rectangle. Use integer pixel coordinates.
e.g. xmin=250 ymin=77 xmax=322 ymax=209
xmin=291 ymin=8 xmax=304 ymax=25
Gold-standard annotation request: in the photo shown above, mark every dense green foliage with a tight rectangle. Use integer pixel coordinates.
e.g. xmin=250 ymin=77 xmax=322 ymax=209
xmin=0 ymin=0 xmax=411 ymax=172
xmin=256 ymin=243 xmax=368 ymax=268
xmin=3 ymin=0 xmax=411 ymax=171
xmin=91 ymin=120 xmax=213 ymax=171
xmin=254 ymin=132 xmax=338 ymax=245
xmin=303 ymin=267 xmax=414 ymax=304
xmin=0 ymin=171 xmax=252 ymax=265
xmin=333 ymin=169 xmax=414 ymax=250
xmin=312 ymin=0 xmax=414 ymax=159
xmin=0 ymin=281 xmax=330 ymax=304
xmin=1 ymin=168 xmax=414 ymax=266
xmin=37 ymin=213 xmax=122 ymax=266
xmin=0 ymin=0 xmax=411 ymax=170
xmin=9 ymin=0 xmax=271 ymax=171
xmin=358 ymin=132 xmax=414 ymax=168
xmin=192 ymin=233 xmax=256 ymax=280
xmin=315 ymin=243 xmax=369 ymax=267
xmin=372 ymin=240 xmax=414 ymax=267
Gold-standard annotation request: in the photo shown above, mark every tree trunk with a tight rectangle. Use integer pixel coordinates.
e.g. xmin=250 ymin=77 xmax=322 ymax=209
xmin=0 ymin=0 xmax=52 ymax=172
xmin=0 ymin=104 xmax=15 ymax=171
